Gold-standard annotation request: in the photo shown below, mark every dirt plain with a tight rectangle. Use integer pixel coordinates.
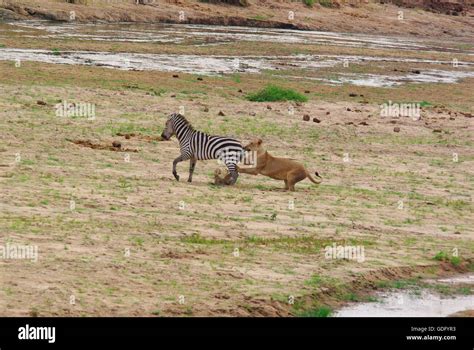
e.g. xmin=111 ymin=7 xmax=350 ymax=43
xmin=0 ymin=4 xmax=473 ymax=317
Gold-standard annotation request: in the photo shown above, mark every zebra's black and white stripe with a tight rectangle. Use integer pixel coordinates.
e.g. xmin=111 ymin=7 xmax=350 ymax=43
xmin=161 ymin=113 xmax=244 ymax=184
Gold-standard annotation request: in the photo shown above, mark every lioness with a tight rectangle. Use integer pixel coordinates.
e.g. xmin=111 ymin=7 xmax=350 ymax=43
xmin=238 ymin=138 xmax=322 ymax=191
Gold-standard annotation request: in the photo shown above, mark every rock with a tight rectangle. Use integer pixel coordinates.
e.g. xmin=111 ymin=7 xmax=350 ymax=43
xmin=266 ymin=105 xmax=272 ymax=110
xmin=249 ymin=112 xmax=256 ymax=116
xmin=433 ymin=129 xmax=442 ymax=133
xmin=203 ymin=107 xmax=209 ymax=112
xmin=346 ymin=108 xmax=351 ymax=111
xmin=238 ymin=89 xmax=243 ymax=93
xmin=304 ymin=90 xmax=310 ymax=94
xmin=411 ymin=70 xmax=421 ymax=74
xmin=454 ymin=231 xmax=461 ymax=235
xmin=197 ymin=77 xmax=203 ymax=81
xmin=37 ymin=100 xmax=47 ymax=106
xmin=170 ymin=94 xmax=176 ymax=98
xmin=172 ymin=74 xmax=179 ymax=78
xmin=302 ymin=114 xmax=310 ymax=121
xmin=349 ymin=93 xmax=357 ymax=97
xmin=218 ymin=111 xmax=225 ymax=116
xmin=313 ymin=118 xmax=321 ymax=123
xmin=393 ymin=127 xmax=400 ymax=132
xmin=359 ymin=121 xmax=368 ymax=126
xmin=326 ymin=111 xmax=330 ymax=115
xmin=112 ymin=141 xmax=121 ymax=148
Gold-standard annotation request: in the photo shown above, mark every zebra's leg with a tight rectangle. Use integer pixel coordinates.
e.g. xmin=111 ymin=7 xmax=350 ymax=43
xmin=188 ymin=158 xmax=197 ymax=183
xmin=172 ymin=154 xmax=188 ymax=181
xmin=225 ymin=163 xmax=239 ymax=185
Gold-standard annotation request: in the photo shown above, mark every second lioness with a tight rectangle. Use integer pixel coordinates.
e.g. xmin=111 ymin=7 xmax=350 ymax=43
xmin=238 ymin=138 xmax=322 ymax=191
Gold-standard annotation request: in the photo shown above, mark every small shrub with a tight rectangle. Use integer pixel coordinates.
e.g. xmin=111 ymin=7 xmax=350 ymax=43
xmin=246 ymin=85 xmax=308 ymax=102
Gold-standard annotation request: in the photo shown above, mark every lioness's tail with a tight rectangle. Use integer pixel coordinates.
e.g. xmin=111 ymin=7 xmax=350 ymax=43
xmin=306 ymin=170 xmax=322 ymax=184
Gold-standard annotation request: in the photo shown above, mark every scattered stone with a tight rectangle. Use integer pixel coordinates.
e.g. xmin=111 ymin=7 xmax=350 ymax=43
xmin=433 ymin=129 xmax=442 ymax=133
xmin=303 ymin=114 xmax=310 ymax=121
xmin=412 ymin=70 xmax=421 ymax=74
xmin=393 ymin=127 xmax=400 ymax=132
xmin=249 ymin=112 xmax=256 ymax=116
xmin=349 ymin=93 xmax=357 ymax=97
xmin=346 ymin=108 xmax=351 ymax=111
xmin=170 ymin=94 xmax=176 ymax=98
xmin=304 ymin=90 xmax=310 ymax=94
xmin=203 ymin=107 xmax=209 ymax=112
xmin=326 ymin=111 xmax=330 ymax=115
xmin=172 ymin=74 xmax=179 ymax=78
xmin=313 ymin=117 xmax=321 ymax=123
xmin=197 ymin=77 xmax=203 ymax=81
xmin=36 ymin=100 xmax=47 ymax=106
xmin=454 ymin=231 xmax=461 ymax=235
xmin=266 ymin=105 xmax=272 ymax=110
xmin=238 ymin=89 xmax=243 ymax=93
xmin=112 ymin=141 xmax=122 ymax=148
xmin=358 ymin=121 xmax=369 ymax=126
xmin=218 ymin=110 xmax=225 ymax=116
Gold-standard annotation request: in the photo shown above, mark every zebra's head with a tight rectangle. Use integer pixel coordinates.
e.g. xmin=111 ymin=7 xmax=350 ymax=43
xmin=161 ymin=113 xmax=179 ymax=141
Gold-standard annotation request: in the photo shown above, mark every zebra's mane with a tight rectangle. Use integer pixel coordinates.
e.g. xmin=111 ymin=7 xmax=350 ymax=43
xmin=172 ymin=113 xmax=195 ymax=131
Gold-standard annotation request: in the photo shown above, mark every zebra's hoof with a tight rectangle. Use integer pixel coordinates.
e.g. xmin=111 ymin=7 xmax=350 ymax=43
xmin=173 ymin=173 xmax=179 ymax=181
xmin=187 ymin=178 xmax=192 ymax=183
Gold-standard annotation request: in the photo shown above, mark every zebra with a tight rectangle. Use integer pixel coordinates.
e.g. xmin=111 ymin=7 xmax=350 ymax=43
xmin=160 ymin=113 xmax=245 ymax=184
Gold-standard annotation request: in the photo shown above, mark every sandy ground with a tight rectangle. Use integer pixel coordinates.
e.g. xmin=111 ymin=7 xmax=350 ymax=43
xmin=1 ymin=0 xmax=474 ymax=39
xmin=0 ymin=12 xmax=473 ymax=316
xmin=0 ymin=58 xmax=473 ymax=316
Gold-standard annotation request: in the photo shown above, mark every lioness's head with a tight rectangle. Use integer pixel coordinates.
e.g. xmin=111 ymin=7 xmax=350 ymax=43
xmin=243 ymin=138 xmax=264 ymax=152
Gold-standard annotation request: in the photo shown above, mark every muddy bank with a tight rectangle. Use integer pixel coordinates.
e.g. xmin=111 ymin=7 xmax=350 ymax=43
xmin=1 ymin=0 xmax=473 ymax=38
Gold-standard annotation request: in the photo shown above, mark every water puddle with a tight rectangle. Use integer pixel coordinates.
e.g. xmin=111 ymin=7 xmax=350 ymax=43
xmin=8 ymin=20 xmax=470 ymax=53
xmin=1 ymin=48 xmax=473 ymax=87
xmin=335 ymin=274 xmax=474 ymax=317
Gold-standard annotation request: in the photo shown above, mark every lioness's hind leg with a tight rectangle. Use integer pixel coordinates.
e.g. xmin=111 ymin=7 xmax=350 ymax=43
xmin=287 ymin=170 xmax=306 ymax=191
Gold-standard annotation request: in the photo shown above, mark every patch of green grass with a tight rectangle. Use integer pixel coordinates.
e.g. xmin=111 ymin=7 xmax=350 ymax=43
xmin=51 ymin=48 xmax=61 ymax=56
xmin=298 ymin=306 xmax=332 ymax=317
xmin=246 ymin=85 xmax=308 ymax=102
xmin=250 ymin=15 xmax=268 ymax=21
xmin=419 ymin=101 xmax=432 ymax=107
xmin=450 ymin=256 xmax=461 ymax=266
xmin=303 ymin=0 xmax=315 ymax=7
xmin=434 ymin=251 xmax=449 ymax=261
xmin=317 ymin=0 xmax=333 ymax=7
xmin=231 ymin=73 xmax=241 ymax=83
